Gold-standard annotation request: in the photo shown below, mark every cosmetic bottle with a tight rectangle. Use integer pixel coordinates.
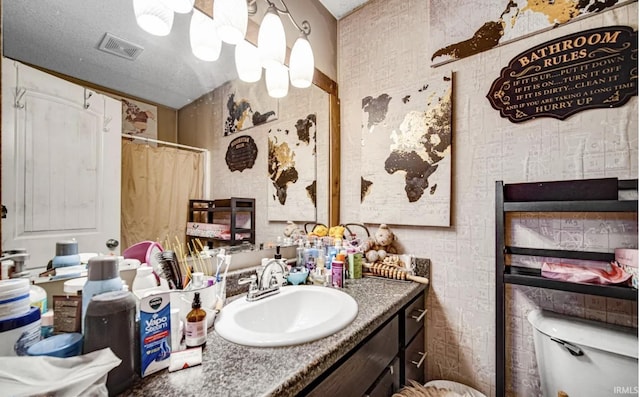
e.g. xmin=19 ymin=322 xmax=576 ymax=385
xmin=331 ymin=254 xmax=345 ymax=288
xmin=326 ymin=238 xmax=341 ymax=270
xmin=82 ymin=256 xmax=123 ymax=332
xmin=185 ymin=292 xmax=207 ymax=348
xmin=304 ymin=242 xmax=318 ymax=272
xmin=296 ymin=241 xmax=305 ymax=268
xmin=52 ymin=240 xmax=81 ymax=268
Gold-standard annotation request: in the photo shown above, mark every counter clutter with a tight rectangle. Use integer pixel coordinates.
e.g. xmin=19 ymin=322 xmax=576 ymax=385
xmin=124 ymin=276 xmax=427 ymax=397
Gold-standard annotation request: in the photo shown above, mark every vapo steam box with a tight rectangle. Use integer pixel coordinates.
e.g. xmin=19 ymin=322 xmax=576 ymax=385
xmin=140 ymin=292 xmax=171 ymax=377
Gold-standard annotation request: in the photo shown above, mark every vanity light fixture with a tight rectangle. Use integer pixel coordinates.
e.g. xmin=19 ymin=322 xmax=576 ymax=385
xmin=254 ymin=0 xmax=315 ymax=96
xmin=288 ymin=31 xmax=314 ymax=88
xmin=265 ymin=63 xmax=289 ymax=98
xmin=257 ymin=3 xmax=287 ymax=69
xmin=162 ymin=0 xmax=195 ymax=14
xmin=214 ymin=0 xmax=249 ymax=45
xmin=132 ymin=0 xmax=314 ymax=97
xmin=190 ymin=8 xmax=222 ymax=62
xmin=235 ymin=40 xmax=262 ymax=83
xmin=133 ymin=0 xmax=174 ymax=37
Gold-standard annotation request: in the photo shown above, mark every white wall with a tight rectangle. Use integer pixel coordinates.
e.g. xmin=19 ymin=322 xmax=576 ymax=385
xmin=178 ymin=82 xmax=330 ymax=247
xmin=338 ymin=1 xmax=638 ymax=396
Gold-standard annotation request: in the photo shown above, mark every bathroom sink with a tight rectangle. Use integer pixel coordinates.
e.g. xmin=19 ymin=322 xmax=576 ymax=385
xmin=215 ymin=285 xmax=358 ymax=347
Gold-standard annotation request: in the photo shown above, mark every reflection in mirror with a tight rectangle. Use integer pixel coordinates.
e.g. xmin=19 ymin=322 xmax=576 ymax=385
xmin=1 ymin=0 xmax=338 ymax=271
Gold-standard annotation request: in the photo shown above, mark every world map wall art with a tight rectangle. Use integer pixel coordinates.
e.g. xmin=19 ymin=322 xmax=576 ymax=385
xmin=222 ymin=80 xmax=278 ymax=136
xmin=267 ymin=114 xmax=317 ymax=222
xmin=360 ymin=73 xmax=453 ymax=227
xmin=428 ymin=0 xmax=632 ymax=65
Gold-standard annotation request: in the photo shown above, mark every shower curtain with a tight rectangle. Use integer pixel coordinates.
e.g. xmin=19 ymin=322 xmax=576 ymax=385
xmin=121 ymin=139 xmax=204 ymax=251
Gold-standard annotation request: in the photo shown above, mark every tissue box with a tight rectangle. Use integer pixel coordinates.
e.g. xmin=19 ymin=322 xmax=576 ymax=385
xmin=615 ymin=248 xmax=638 ymax=289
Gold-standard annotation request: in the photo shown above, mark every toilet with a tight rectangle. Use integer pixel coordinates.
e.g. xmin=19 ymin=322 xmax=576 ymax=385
xmin=528 ymin=309 xmax=638 ymax=397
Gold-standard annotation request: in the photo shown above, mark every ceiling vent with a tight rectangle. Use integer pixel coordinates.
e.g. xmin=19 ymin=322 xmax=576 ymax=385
xmin=97 ymin=33 xmax=144 ymax=61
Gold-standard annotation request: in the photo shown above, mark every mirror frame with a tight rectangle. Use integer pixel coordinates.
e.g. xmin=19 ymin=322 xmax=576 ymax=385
xmin=0 ymin=1 xmax=340 ymax=252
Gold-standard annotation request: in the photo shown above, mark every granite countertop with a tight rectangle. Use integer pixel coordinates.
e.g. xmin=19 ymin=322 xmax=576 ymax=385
xmin=124 ymin=277 xmax=426 ymax=397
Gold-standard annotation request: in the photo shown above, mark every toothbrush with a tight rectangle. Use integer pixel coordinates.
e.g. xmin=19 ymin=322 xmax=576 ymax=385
xmin=215 ymin=249 xmax=226 ymax=282
xmin=216 ymin=255 xmax=232 ymax=312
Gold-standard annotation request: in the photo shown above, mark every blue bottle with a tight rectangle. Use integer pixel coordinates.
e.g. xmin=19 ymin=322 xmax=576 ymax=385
xmin=52 ymin=240 xmax=81 ymax=268
xmin=82 ymin=256 xmax=123 ymax=332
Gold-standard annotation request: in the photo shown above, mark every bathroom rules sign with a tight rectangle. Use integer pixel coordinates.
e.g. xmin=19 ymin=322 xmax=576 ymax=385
xmin=486 ymin=25 xmax=638 ymax=123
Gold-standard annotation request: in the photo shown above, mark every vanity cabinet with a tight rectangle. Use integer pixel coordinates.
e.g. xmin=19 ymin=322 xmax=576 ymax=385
xmin=300 ymin=288 xmax=426 ymax=397
xmin=401 ymin=292 xmax=427 ymax=385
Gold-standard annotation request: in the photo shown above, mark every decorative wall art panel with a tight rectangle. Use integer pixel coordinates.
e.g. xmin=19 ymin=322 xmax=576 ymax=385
xmin=122 ymin=98 xmax=157 ymax=140
xmin=428 ymin=0 xmax=634 ymax=65
xmin=225 ymin=135 xmax=258 ymax=172
xmin=267 ymin=115 xmax=317 ymax=222
xmin=360 ymin=73 xmax=453 ymax=227
xmin=222 ymin=80 xmax=278 ymax=136
xmin=487 ymin=25 xmax=638 ymax=123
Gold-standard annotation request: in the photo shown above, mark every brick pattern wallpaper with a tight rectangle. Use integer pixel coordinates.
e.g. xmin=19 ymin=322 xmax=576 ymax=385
xmin=337 ymin=1 xmax=638 ymax=396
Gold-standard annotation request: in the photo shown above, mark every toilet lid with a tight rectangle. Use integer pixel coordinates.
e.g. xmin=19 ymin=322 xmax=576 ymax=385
xmin=424 ymin=380 xmax=487 ymax=397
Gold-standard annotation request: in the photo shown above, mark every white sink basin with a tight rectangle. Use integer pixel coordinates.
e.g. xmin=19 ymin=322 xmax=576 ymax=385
xmin=215 ymin=285 xmax=358 ymax=347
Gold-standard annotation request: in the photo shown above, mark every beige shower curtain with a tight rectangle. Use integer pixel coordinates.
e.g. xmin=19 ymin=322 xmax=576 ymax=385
xmin=121 ymin=139 xmax=204 ymax=251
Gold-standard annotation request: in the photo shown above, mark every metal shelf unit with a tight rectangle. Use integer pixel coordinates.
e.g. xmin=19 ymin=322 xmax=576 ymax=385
xmin=495 ymin=178 xmax=638 ymax=397
xmin=187 ymin=198 xmax=255 ymax=247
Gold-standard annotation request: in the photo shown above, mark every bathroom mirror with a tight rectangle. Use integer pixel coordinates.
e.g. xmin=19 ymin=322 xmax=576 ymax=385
xmin=1 ymin=0 xmax=339 ymax=268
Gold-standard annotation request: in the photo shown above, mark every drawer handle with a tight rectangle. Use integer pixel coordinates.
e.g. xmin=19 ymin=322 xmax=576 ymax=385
xmin=411 ymin=309 xmax=426 ymax=323
xmin=411 ymin=351 xmax=426 ymax=368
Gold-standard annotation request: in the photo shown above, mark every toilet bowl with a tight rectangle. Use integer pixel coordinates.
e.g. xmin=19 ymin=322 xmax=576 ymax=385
xmin=528 ymin=309 xmax=638 ymax=397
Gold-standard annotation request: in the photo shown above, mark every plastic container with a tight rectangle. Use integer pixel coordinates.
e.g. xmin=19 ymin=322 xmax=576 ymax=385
xmin=331 ymin=254 xmax=345 ymax=288
xmin=122 ymin=241 xmax=163 ymax=266
xmin=52 ymin=240 xmax=81 ymax=268
xmin=30 ymin=284 xmax=47 ymax=314
xmin=82 ymin=256 xmax=123 ymax=331
xmin=27 ymin=332 xmax=83 ymax=358
xmin=41 ymin=310 xmax=54 ymax=338
xmin=0 ymin=306 xmax=41 ymax=356
xmin=287 ymin=268 xmax=309 ymax=285
xmin=84 ymin=290 xmax=137 ymax=395
xmin=132 ymin=266 xmax=159 ymax=299
xmin=63 ymin=277 xmax=87 ymax=295
xmin=0 ymin=278 xmax=31 ymax=320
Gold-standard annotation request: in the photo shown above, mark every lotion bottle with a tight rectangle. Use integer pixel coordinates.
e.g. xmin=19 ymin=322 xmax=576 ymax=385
xmin=185 ymin=292 xmax=207 ymax=348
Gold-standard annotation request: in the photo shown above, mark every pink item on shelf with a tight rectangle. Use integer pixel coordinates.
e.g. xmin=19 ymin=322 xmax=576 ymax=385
xmin=615 ymin=248 xmax=638 ymax=289
xmin=541 ymin=261 xmax=631 ymax=285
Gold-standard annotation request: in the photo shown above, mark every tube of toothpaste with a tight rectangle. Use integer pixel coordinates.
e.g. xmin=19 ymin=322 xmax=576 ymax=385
xmin=168 ymin=347 xmax=203 ymax=372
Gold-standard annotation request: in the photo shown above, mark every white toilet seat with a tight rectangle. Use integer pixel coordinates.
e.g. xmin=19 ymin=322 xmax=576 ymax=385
xmin=424 ymin=380 xmax=487 ymax=397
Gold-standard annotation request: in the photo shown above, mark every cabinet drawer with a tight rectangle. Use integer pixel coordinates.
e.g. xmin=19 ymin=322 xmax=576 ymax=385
xmin=404 ymin=293 xmax=426 ymax=344
xmin=364 ymin=357 xmax=399 ymax=397
xmin=404 ymin=327 xmax=426 ymax=385
xmin=307 ymin=316 xmax=399 ymax=397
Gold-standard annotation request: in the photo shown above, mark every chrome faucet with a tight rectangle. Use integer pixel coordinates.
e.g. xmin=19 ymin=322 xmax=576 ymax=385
xmin=1 ymin=249 xmax=30 ymax=278
xmin=238 ymin=259 xmax=289 ymax=302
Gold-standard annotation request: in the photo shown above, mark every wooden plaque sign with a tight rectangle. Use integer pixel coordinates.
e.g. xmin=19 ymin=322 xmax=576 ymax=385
xmin=487 ymin=26 xmax=637 ymax=123
xmin=225 ymin=135 xmax=258 ymax=172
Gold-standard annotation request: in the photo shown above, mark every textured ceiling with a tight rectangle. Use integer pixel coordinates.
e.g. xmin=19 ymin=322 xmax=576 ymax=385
xmin=318 ymin=0 xmax=371 ymax=19
xmin=3 ymin=0 xmax=368 ymax=109
xmin=3 ymin=0 xmax=237 ymax=109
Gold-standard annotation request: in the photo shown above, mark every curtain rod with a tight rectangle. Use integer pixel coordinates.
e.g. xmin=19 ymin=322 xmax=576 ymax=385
xmin=121 ymin=133 xmax=208 ymax=152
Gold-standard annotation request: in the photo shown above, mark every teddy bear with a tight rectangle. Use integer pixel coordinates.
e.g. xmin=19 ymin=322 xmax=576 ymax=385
xmin=363 ymin=224 xmax=398 ymax=263
xmin=283 ymin=221 xmax=304 ymax=241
